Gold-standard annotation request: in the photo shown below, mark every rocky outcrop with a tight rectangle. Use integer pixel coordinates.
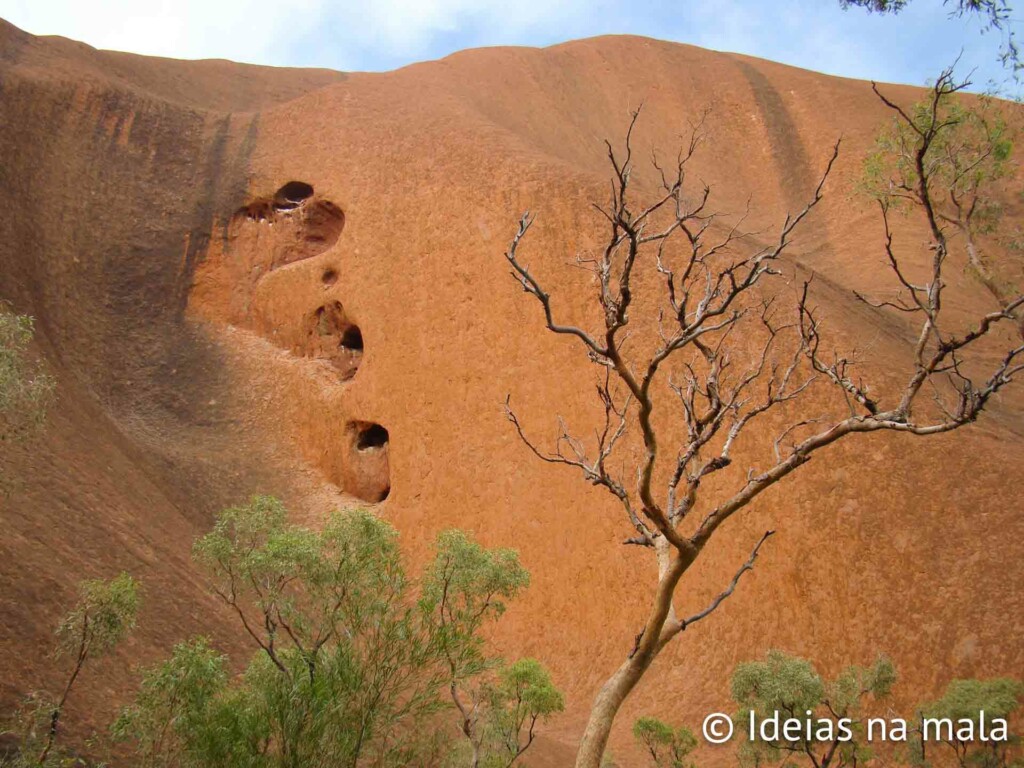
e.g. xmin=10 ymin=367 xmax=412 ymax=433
xmin=0 ymin=18 xmax=1022 ymax=765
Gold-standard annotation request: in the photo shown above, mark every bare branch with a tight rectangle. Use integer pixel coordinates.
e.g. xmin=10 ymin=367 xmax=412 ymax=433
xmin=676 ymin=530 xmax=775 ymax=634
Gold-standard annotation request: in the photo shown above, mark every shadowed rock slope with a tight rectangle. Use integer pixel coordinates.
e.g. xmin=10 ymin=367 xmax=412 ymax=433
xmin=1 ymin=19 xmax=1022 ymax=764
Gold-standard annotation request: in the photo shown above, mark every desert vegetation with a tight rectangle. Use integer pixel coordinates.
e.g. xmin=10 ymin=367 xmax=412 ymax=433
xmin=1 ymin=497 xmax=560 ymax=768
xmin=631 ymin=653 xmax=1023 ymax=768
xmin=0 ymin=305 xmax=54 ymax=452
xmin=632 ymin=716 xmax=698 ymax=768
xmin=2 ymin=574 xmax=139 ymax=768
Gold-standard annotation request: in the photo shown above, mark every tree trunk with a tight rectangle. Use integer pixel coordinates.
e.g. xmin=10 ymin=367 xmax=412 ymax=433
xmin=38 ymin=624 xmax=89 ymax=765
xmin=574 ymin=652 xmax=654 ymax=768
xmin=575 ymin=541 xmax=688 ymax=768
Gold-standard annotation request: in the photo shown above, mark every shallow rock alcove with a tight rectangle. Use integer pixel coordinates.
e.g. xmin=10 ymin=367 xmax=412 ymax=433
xmin=303 ymin=301 xmax=363 ymax=380
xmin=343 ymin=421 xmax=391 ymax=503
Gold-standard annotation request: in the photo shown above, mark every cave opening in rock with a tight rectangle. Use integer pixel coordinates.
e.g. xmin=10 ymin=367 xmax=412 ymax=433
xmin=304 ymin=302 xmax=362 ymax=381
xmin=356 ymin=423 xmax=389 ymax=450
xmin=274 ymin=181 xmax=314 ymax=210
xmin=342 ymin=422 xmax=391 ymax=503
xmin=322 ymin=268 xmax=338 ymax=286
xmin=340 ymin=325 xmax=363 ymax=352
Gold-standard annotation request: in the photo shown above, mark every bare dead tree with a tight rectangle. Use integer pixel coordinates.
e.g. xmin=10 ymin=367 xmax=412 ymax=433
xmin=501 ymin=105 xmax=1024 ymax=768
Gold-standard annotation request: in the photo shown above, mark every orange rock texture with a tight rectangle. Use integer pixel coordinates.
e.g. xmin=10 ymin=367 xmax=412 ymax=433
xmin=1 ymin=18 xmax=1022 ymax=765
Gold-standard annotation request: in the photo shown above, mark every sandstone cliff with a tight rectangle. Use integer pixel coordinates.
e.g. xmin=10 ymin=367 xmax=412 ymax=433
xmin=1 ymin=19 xmax=1021 ymax=764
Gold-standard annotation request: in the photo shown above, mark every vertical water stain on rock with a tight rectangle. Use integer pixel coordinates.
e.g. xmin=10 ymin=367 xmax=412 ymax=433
xmin=732 ymin=58 xmax=814 ymax=209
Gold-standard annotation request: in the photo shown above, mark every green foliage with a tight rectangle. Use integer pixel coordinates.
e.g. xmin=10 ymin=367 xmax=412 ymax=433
xmin=56 ymin=573 xmax=140 ymax=662
xmin=862 ymin=76 xmax=1023 ymax=314
xmin=111 ymin=639 xmax=229 ymax=768
xmin=498 ymin=659 xmax=564 ymax=720
xmin=828 ymin=656 xmax=897 ymax=715
xmin=0 ymin=305 xmax=54 ymax=446
xmin=731 ymin=650 xmax=895 ymax=768
xmin=421 ymin=530 xmax=540 ymax=766
xmin=863 ymin=90 xmax=1014 ymax=235
xmin=841 ymin=0 xmax=1006 ymax=18
xmin=192 ymin=495 xmax=410 ymax=673
xmin=840 ymin=0 xmax=909 ymax=11
xmin=1 ymin=574 xmax=139 ymax=768
xmin=927 ymin=679 xmax=1024 ymax=723
xmin=732 ymin=651 xmax=825 ymax=717
xmin=116 ymin=636 xmax=448 ymax=768
xmin=911 ymin=678 xmax=1024 ymax=768
xmin=632 ymin=716 xmax=697 ymax=768
xmin=118 ymin=496 xmax=546 ymax=768
xmin=1 ymin=692 xmax=105 ymax=768
xmin=478 ymin=659 xmax=565 ymax=768
xmin=422 ymin=529 xmax=530 ymax=685
xmin=120 ymin=496 xmax=445 ymax=766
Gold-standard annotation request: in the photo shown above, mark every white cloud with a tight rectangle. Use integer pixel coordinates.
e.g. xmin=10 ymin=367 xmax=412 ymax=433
xmin=681 ymin=0 xmax=876 ymax=79
xmin=0 ymin=0 xmax=607 ymax=69
xmin=1 ymin=0 xmax=326 ymax=65
xmin=297 ymin=0 xmax=618 ymax=70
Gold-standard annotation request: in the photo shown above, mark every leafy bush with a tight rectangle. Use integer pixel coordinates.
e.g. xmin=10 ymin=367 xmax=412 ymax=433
xmin=0 ymin=305 xmax=54 ymax=445
xmin=911 ymin=678 xmax=1024 ymax=768
xmin=632 ymin=716 xmax=697 ymax=768
xmin=2 ymin=573 xmax=140 ymax=768
xmin=114 ymin=496 xmax=560 ymax=768
xmin=731 ymin=650 xmax=895 ymax=768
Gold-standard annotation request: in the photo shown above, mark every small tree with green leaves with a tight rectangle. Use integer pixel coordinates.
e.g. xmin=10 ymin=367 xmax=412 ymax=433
xmin=188 ymin=496 xmax=447 ymax=766
xmin=632 ymin=716 xmax=697 ymax=768
xmin=111 ymin=638 xmax=230 ymax=768
xmin=730 ymin=650 xmax=895 ymax=768
xmin=863 ymin=66 xmax=1022 ymax=336
xmin=2 ymin=573 xmax=140 ymax=768
xmin=477 ymin=659 xmax=565 ymax=768
xmin=0 ymin=305 xmax=54 ymax=446
xmin=910 ymin=679 xmax=1024 ymax=768
xmin=191 ymin=495 xmax=422 ymax=689
xmin=421 ymin=530 xmax=556 ymax=768
xmin=116 ymin=496 xmax=557 ymax=768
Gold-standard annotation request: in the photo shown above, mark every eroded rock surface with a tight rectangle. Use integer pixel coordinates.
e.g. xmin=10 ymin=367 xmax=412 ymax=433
xmin=1 ymin=18 xmax=1023 ymax=766
xmin=191 ymin=180 xmax=388 ymax=503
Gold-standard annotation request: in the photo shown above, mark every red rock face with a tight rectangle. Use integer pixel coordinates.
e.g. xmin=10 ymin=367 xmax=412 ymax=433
xmin=191 ymin=181 xmax=390 ymax=503
xmin=0 ymin=18 xmax=1022 ymax=765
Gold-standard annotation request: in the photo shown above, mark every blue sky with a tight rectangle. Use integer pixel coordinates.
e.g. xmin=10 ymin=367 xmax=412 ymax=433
xmin=0 ymin=0 xmax=1019 ymax=90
